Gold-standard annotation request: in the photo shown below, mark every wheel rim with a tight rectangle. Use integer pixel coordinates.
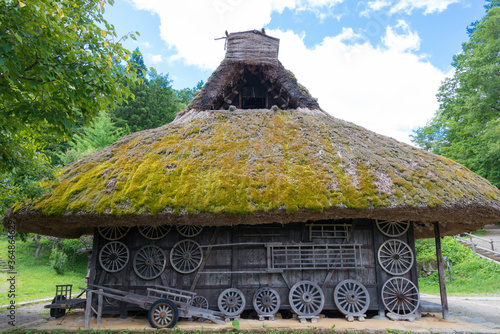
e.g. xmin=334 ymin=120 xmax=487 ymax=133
xmin=151 ymin=302 xmax=175 ymax=327
xmin=170 ymin=239 xmax=203 ymax=274
xmin=133 ymin=245 xmax=167 ymax=280
xmin=98 ymin=226 xmax=130 ymax=240
xmin=190 ymin=295 xmax=209 ymax=309
xmin=218 ymin=288 xmax=246 ymax=316
xmin=289 ymin=281 xmax=325 ymax=316
xmin=378 ymin=239 xmax=414 ymax=275
xmin=376 ymin=220 xmax=410 ymax=237
xmin=176 ymin=225 xmax=203 ymax=237
xmin=334 ymin=279 xmax=370 ymax=316
xmin=253 ymin=288 xmax=280 ymax=316
xmin=99 ymin=241 xmax=129 ymax=272
xmin=138 ymin=225 xmax=171 ymax=240
xmin=382 ymin=277 xmax=420 ymax=315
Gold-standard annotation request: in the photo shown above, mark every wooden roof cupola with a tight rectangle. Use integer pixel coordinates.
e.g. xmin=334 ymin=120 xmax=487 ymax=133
xmin=182 ymin=30 xmax=321 ymax=113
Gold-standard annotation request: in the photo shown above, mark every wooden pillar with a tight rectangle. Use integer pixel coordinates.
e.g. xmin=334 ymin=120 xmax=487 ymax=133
xmin=433 ymin=222 xmax=449 ymax=320
xmin=85 ymin=291 xmax=93 ymax=329
xmin=97 ymin=289 xmax=103 ymax=324
xmin=372 ymin=222 xmax=386 ymax=317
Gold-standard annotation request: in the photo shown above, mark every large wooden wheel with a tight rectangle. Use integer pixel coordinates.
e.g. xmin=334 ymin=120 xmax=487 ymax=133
xmin=99 ymin=241 xmax=129 ymax=272
xmin=381 ymin=277 xmax=420 ymax=315
xmin=289 ymin=281 xmax=325 ymax=316
xmin=376 ymin=220 xmax=410 ymax=237
xmin=176 ymin=225 xmax=203 ymax=237
xmin=170 ymin=239 xmax=203 ymax=274
xmin=218 ymin=288 xmax=246 ymax=317
xmin=377 ymin=239 xmax=414 ymax=275
xmin=133 ymin=245 xmax=167 ymax=280
xmin=253 ymin=288 xmax=280 ymax=317
xmin=98 ymin=226 xmax=130 ymax=240
xmin=334 ymin=279 xmax=370 ymax=317
xmin=138 ymin=225 xmax=171 ymax=240
xmin=190 ymin=295 xmax=209 ymax=309
xmin=148 ymin=299 xmax=179 ymax=328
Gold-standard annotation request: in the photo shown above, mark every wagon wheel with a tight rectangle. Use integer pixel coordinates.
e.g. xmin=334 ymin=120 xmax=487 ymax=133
xmin=176 ymin=225 xmax=203 ymax=237
xmin=218 ymin=288 xmax=246 ymax=317
xmin=138 ymin=225 xmax=171 ymax=240
xmin=148 ymin=299 xmax=179 ymax=328
xmin=334 ymin=279 xmax=370 ymax=316
xmin=376 ymin=220 xmax=410 ymax=237
xmin=170 ymin=239 xmax=203 ymax=274
xmin=99 ymin=241 xmax=129 ymax=272
xmin=104 ymin=296 xmax=119 ymax=306
xmin=50 ymin=295 xmax=66 ymax=318
xmin=133 ymin=245 xmax=167 ymax=280
xmin=253 ymin=288 xmax=281 ymax=316
xmin=98 ymin=226 xmax=130 ymax=240
xmin=289 ymin=281 xmax=325 ymax=316
xmin=190 ymin=295 xmax=209 ymax=309
xmin=381 ymin=277 xmax=420 ymax=315
xmin=377 ymin=239 xmax=414 ymax=275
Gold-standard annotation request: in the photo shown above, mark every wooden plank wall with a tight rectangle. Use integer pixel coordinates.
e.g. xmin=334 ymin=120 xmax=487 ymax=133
xmin=90 ymin=219 xmax=418 ymax=316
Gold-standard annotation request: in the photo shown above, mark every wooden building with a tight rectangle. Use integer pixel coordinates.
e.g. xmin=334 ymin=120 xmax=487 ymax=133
xmin=4 ymin=30 xmax=500 ymax=327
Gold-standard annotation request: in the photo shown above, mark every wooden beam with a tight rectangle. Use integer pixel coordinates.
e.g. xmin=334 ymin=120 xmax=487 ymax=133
xmin=85 ymin=291 xmax=92 ymax=329
xmin=434 ymin=222 xmax=449 ymax=320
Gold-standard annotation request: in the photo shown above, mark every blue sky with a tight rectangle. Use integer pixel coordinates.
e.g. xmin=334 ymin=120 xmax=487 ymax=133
xmin=104 ymin=0 xmax=487 ymax=144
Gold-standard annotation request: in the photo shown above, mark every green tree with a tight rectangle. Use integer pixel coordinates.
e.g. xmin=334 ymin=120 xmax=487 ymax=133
xmin=0 ymin=0 xmax=140 ymax=214
xmin=412 ymin=0 xmax=500 ymax=188
xmin=57 ymin=110 xmax=129 ymax=166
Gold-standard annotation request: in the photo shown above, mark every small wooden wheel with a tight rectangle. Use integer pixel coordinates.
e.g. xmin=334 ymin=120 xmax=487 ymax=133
xmin=378 ymin=239 xmax=414 ymax=275
xmin=104 ymin=296 xmax=119 ymax=306
xmin=133 ymin=245 xmax=167 ymax=280
xmin=190 ymin=295 xmax=209 ymax=309
xmin=376 ymin=220 xmax=410 ymax=237
xmin=138 ymin=225 xmax=171 ymax=240
xmin=334 ymin=279 xmax=370 ymax=316
xmin=253 ymin=288 xmax=280 ymax=316
xmin=170 ymin=239 xmax=203 ymax=274
xmin=99 ymin=241 xmax=129 ymax=272
xmin=382 ymin=277 xmax=420 ymax=315
xmin=218 ymin=288 xmax=246 ymax=317
xmin=148 ymin=299 xmax=179 ymax=328
xmin=176 ymin=225 xmax=203 ymax=237
xmin=98 ymin=226 xmax=130 ymax=240
xmin=50 ymin=295 xmax=66 ymax=318
xmin=289 ymin=281 xmax=325 ymax=316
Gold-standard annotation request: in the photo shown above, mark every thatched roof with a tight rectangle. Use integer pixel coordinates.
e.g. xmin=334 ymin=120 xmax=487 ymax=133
xmin=3 ymin=31 xmax=500 ymax=239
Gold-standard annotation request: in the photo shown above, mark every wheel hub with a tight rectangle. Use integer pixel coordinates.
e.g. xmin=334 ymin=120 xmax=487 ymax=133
xmin=145 ymin=258 xmax=153 ymax=266
xmin=261 ymin=295 xmax=272 ymax=306
xmin=109 ymin=253 xmax=118 ymax=261
xmin=301 ymin=292 xmax=312 ymax=304
xmin=346 ymin=292 xmax=358 ymax=304
xmin=182 ymin=252 xmax=191 ymax=260
xmin=393 ymin=254 xmax=400 ymax=260
xmin=226 ymin=296 xmax=238 ymax=308
xmin=397 ymin=293 xmax=405 ymax=300
xmin=159 ymin=311 xmax=167 ymax=319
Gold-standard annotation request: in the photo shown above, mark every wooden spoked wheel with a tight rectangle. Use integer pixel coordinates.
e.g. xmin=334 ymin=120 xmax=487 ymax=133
xmin=218 ymin=288 xmax=246 ymax=317
xmin=138 ymin=225 xmax=171 ymax=240
xmin=50 ymin=295 xmax=66 ymax=318
xmin=176 ymin=225 xmax=203 ymax=237
xmin=377 ymin=239 xmax=414 ymax=275
xmin=376 ymin=220 xmax=410 ymax=237
xmin=99 ymin=241 xmax=129 ymax=273
xmin=289 ymin=281 xmax=325 ymax=316
xmin=190 ymin=295 xmax=209 ymax=309
xmin=98 ymin=226 xmax=130 ymax=240
xmin=170 ymin=239 xmax=203 ymax=274
xmin=381 ymin=277 xmax=420 ymax=315
xmin=253 ymin=288 xmax=280 ymax=316
xmin=148 ymin=299 xmax=179 ymax=328
xmin=133 ymin=245 xmax=167 ymax=280
xmin=334 ymin=279 xmax=370 ymax=316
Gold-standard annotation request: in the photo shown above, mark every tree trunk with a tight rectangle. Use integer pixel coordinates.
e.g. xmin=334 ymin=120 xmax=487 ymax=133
xmin=34 ymin=234 xmax=42 ymax=259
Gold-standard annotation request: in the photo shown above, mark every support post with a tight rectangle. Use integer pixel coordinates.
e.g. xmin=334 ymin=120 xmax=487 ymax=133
xmin=97 ymin=289 xmax=103 ymax=324
xmin=85 ymin=291 xmax=93 ymax=329
xmin=434 ymin=222 xmax=449 ymax=320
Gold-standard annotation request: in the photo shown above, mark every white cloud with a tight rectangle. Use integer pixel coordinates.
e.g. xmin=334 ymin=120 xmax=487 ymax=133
xmin=149 ymin=54 xmax=163 ymax=64
xmin=270 ymin=24 xmax=446 ymax=144
xmin=362 ymin=0 xmax=459 ymax=15
xmin=130 ymin=0 xmax=447 ymax=144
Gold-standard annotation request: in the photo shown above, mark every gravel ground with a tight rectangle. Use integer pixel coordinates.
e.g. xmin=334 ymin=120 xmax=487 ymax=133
xmin=0 ymin=301 xmax=51 ymax=331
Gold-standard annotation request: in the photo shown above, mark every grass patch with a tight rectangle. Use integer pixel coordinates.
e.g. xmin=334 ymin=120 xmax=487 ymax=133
xmin=416 ymin=236 xmax=500 ymax=295
xmin=0 ymin=235 xmax=88 ymax=305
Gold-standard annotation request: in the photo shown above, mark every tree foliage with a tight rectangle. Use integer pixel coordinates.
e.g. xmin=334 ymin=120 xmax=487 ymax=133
xmin=412 ymin=0 xmax=500 ymax=188
xmin=0 ymin=0 xmax=140 ymax=215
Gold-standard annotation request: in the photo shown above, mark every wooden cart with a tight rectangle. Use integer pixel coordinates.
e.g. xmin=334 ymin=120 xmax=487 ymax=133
xmin=44 ymin=285 xmax=86 ymax=318
xmin=82 ymin=284 xmax=226 ymax=328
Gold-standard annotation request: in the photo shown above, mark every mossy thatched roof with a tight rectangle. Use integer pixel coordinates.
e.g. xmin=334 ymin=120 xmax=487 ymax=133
xmin=4 ymin=108 xmax=500 ymax=239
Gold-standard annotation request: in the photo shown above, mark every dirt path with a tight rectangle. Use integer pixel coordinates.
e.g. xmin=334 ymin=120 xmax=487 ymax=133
xmin=0 ymin=302 xmax=50 ymax=331
xmin=473 ymin=224 xmax=500 ymax=251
